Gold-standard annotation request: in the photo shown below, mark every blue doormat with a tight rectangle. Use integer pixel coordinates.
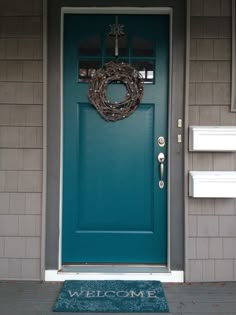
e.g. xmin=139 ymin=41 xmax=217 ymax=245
xmin=53 ymin=280 xmax=169 ymax=313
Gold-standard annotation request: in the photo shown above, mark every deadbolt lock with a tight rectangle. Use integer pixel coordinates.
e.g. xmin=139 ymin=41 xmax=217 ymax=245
xmin=158 ymin=136 xmax=165 ymax=147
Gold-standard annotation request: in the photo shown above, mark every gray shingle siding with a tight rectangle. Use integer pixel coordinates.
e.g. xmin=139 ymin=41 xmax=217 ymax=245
xmin=0 ymin=0 xmax=42 ymax=280
xmin=187 ymin=0 xmax=236 ymax=282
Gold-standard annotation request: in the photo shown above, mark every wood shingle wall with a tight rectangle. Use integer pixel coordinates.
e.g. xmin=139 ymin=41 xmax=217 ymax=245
xmin=0 ymin=0 xmax=43 ymax=280
xmin=187 ymin=0 xmax=236 ymax=281
xmin=0 ymin=0 xmax=236 ymax=282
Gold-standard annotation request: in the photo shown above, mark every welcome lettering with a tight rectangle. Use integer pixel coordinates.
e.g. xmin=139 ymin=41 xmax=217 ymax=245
xmin=68 ymin=290 xmax=84 ymax=298
xmin=68 ymin=290 xmax=158 ymax=298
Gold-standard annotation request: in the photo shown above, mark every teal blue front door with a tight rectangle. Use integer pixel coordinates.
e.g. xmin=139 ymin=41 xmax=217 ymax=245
xmin=62 ymin=14 xmax=169 ymax=264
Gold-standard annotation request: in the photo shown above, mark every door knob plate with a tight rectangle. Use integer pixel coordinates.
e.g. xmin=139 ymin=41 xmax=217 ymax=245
xmin=159 ymin=180 xmax=164 ymax=189
xmin=157 ymin=152 xmax=165 ymax=163
xmin=157 ymin=152 xmax=165 ymax=189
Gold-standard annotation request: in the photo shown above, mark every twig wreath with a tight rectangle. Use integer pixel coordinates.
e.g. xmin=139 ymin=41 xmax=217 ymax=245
xmin=88 ymin=61 xmax=144 ymax=121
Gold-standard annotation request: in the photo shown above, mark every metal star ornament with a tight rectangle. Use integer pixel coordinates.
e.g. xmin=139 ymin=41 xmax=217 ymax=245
xmin=109 ymin=16 xmax=125 ymax=57
xmin=109 ymin=21 xmax=125 ymax=37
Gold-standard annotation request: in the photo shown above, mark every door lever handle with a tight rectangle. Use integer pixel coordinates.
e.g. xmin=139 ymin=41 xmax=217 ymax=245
xmin=157 ymin=152 xmax=165 ymax=189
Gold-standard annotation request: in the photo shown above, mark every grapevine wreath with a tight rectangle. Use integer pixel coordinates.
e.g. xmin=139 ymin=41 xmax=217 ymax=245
xmin=88 ymin=61 xmax=144 ymax=122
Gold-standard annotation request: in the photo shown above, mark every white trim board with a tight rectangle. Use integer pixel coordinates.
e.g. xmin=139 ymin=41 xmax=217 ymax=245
xmin=62 ymin=7 xmax=172 ymax=14
xmin=189 ymin=126 xmax=236 ymax=152
xmin=45 ymin=270 xmax=184 ymax=282
xmin=189 ymin=171 xmax=236 ymax=198
xmin=232 ymin=0 xmax=236 ymax=112
xmin=59 ymin=7 xmax=173 ymax=274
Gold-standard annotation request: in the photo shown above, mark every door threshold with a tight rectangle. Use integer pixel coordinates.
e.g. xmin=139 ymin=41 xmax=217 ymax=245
xmin=62 ymin=264 xmax=168 ymax=273
xmin=45 ymin=269 xmax=184 ymax=282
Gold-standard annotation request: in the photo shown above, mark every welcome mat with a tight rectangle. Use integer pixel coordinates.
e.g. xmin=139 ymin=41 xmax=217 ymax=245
xmin=53 ymin=280 xmax=169 ymax=313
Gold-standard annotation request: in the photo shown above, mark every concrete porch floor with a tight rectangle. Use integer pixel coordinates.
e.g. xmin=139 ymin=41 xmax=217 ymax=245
xmin=0 ymin=281 xmax=236 ymax=315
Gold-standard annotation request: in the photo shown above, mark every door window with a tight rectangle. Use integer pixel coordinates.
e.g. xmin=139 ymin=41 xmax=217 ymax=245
xmin=78 ymin=33 xmax=155 ymax=84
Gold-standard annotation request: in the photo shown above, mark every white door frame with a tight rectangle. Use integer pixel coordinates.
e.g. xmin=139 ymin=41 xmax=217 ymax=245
xmin=44 ymin=6 xmax=184 ymax=282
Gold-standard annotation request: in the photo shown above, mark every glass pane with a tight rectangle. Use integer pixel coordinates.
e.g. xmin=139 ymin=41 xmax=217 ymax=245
xmin=131 ymin=60 xmax=155 ymax=84
xmin=104 ymin=58 xmax=129 ymax=65
xmin=78 ymin=60 xmax=101 ymax=82
xmin=132 ymin=36 xmax=155 ymax=57
xmin=106 ymin=34 xmax=128 ymax=56
xmin=79 ymin=35 xmax=101 ymax=56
